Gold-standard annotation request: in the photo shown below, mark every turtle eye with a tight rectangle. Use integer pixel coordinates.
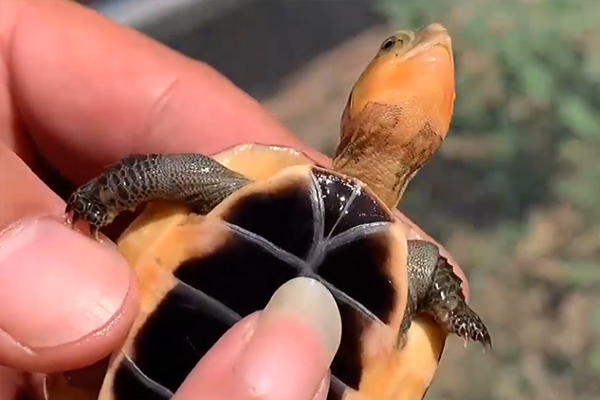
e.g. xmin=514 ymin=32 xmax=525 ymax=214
xmin=380 ymin=36 xmax=396 ymax=51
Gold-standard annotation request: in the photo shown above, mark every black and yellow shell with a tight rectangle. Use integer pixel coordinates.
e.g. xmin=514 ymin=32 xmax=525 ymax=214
xmin=99 ymin=162 xmax=410 ymax=400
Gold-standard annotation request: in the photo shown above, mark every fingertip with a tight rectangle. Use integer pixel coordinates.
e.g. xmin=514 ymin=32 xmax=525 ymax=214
xmin=0 ymin=215 xmax=138 ymax=372
xmin=232 ymin=278 xmax=339 ymax=400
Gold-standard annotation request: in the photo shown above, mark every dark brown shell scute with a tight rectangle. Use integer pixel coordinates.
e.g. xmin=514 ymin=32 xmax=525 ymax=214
xmin=114 ymin=168 xmax=403 ymax=398
xmin=320 ymin=229 xmax=396 ymax=325
xmin=313 ymin=167 xmax=393 ymax=237
xmin=113 ymin=282 xmax=241 ymax=397
xmin=320 ymin=229 xmax=397 ymax=394
xmin=221 ymin=175 xmax=316 ymax=259
xmin=175 ymin=234 xmax=301 ymax=318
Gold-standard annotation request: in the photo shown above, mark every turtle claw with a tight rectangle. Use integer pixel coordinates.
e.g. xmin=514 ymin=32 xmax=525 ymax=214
xmin=64 ymin=204 xmax=81 ymax=231
xmin=64 ymin=209 xmax=74 ymax=227
xmin=405 ymin=240 xmax=493 ymax=350
xmin=397 ymin=331 xmax=409 ymax=349
xmin=64 ymin=206 xmax=102 ymax=241
xmin=65 ymin=184 xmax=111 ymax=240
xmin=427 ymin=286 xmax=492 ymax=349
xmin=452 ymin=307 xmax=492 ymax=349
xmin=89 ymin=225 xmax=101 ymax=241
xmin=416 ymin=250 xmax=492 ymax=349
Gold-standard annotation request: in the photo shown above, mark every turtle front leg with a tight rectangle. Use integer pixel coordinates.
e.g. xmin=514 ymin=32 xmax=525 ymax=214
xmin=400 ymin=240 xmax=492 ymax=348
xmin=66 ymin=154 xmax=251 ymax=235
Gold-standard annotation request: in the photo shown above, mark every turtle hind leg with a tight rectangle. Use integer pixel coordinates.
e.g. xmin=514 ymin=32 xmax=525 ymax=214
xmin=66 ymin=153 xmax=251 ymax=233
xmin=403 ymin=240 xmax=492 ymax=348
xmin=426 ymin=255 xmax=492 ymax=347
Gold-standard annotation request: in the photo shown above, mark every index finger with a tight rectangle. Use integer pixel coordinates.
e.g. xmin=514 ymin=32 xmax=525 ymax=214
xmin=0 ymin=0 xmax=318 ymax=184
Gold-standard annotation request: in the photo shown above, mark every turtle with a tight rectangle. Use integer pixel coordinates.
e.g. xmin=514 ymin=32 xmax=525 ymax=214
xmin=54 ymin=23 xmax=491 ymax=400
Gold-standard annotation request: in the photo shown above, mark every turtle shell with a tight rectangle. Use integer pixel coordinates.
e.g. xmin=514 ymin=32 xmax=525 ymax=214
xmin=46 ymin=145 xmax=449 ymax=400
xmin=91 ymin=160 xmax=410 ymax=400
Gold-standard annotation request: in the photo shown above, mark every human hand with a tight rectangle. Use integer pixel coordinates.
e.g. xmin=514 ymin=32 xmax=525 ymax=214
xmin=0 ymin=0 xmax=468 ymax=399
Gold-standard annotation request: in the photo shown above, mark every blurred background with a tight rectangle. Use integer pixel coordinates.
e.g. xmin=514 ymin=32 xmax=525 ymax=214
xmin=77 ymin=1 xmax=600 ymax=399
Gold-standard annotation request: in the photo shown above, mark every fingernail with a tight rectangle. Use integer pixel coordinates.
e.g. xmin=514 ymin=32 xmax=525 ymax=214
xmin=260 ymin=277 xmax=341 ymax=357
xmin=234 ymin=277 xmax=341 ymax=399
xmin=0 ymin=216 xmax=131 ymax=349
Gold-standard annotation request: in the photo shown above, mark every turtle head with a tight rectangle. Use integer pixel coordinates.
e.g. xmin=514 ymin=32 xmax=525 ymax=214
xmin=332 ymin=23 xmax=455 ymax=209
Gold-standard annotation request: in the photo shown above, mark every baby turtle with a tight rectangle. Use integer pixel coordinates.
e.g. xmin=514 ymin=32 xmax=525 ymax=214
xmin=61 ymin=23 xmax=490 ymax=400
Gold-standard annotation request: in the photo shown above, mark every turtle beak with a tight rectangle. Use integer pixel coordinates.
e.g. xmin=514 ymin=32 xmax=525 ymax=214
xmin=416 ymin=23 xmax=454 ymax=65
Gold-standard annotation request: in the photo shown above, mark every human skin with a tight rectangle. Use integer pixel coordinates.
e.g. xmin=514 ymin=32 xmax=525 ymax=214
xmin=0 ymin=0 xmax=469 ymax=398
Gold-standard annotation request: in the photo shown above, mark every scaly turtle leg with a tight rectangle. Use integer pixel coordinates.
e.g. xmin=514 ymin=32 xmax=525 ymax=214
xmin=66 ymin=154 xmax=251 ymax=236
xmin=400 ymin=240 xmax=492 ymax=348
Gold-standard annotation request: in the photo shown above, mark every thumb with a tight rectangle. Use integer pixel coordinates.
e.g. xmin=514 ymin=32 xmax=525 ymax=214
xmin=173 ymin=277 xmax=341 ymax=400
xmin=0 ymin=215 xmax=138 ymax=373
